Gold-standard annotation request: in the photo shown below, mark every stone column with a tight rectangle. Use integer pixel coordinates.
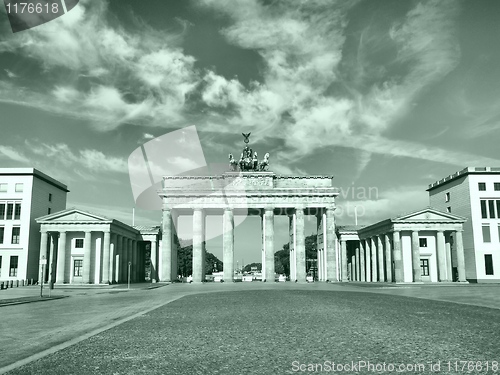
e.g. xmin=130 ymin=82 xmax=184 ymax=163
xmin=83 ymin=231 xmax=92 ymax=283
xmin=162 ymin=208 xmax=172 ymax=282
xmin=355 ymin=247 xmax=360 ymax=281
xmin=393 ymin=231 xmax=403 ymax=282
xmin=377 ymin=235 xmax=384 ymax=282
xmin=262 ymin=208 xmax=276 ymax=282
xmin=192 ymin=208 xmax=204 ymax=283
xmin=371 ymin=237 xmax=378 ymax=282
xmin=455 ymin=230 xmax=467 ymax=282
xmin=102 ymin=231 xmax=111 ymax=284
xmin=436 ymin=230 xmax=447 ymax=282
xmin=359 ymin=242 xmax=365 ymax=282
xmin=56 ymin=231 xmax=67 ymax=284
xmin=201 ymin=213 xmax=206 ymax=282
xmin=120 ymin=237 xmax=128 ymax=283
xmin=114 ymin=235 xmax=120 ymax=283
xmin=295 ymin=208 xmax=306 ymax=282
xmin=223 ymin=208 xmax=234 ymax=282
xmin=411 ymin=230 xmax=421 ymax=282
xmin=341 ymin=240 xmax=348 ymax=282
xmin=171 ymin=211 xmax=179 ymax=280
xmin=48 ymin=233 xmax=57 ymax=286
xmin=364 ymin=239 xmax=371 ymax=282
xmin=445 ymin=233 xmax=453 ymax=282
xmin=316 ymin=213 xmax=323 ymax=281
xmin=349 ymin=255 xmax=356 ymax=281
xmin=289 ymin=213 xmax=296 ymax=281
xmin=325 ymin=208 xmax=336 ymax=281
xmin=384 ymin=234 xmax=393 ymax=282
xmin=150 ymin=240 xmax=158 ymax=282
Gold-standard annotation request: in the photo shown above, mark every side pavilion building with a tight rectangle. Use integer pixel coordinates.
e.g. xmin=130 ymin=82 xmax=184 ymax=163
xmin=338 ymin=208 xmax=467 ymax=283
xmin=36 ymin=208 xmax=160 ymax=285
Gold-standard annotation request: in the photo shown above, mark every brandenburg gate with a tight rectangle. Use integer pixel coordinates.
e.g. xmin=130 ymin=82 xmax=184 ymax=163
xmin=158 ymin=134 xmax=339 ymax=283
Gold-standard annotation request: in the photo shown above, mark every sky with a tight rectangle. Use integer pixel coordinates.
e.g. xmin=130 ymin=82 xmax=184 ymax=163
xmin=1 ymin=0 xmax=500 ymax=264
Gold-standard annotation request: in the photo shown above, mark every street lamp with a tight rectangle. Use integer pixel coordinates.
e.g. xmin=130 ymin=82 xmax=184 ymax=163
xmin=354 ymin=205 xmax=359 ymax=226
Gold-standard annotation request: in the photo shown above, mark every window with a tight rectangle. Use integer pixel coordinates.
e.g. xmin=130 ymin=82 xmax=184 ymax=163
xmin=6 ymin=203 xmax=13 ymax=219
xmin=485 ymin=255 xmax=494 ymax=275
xmin=0 ymin=256 xmax=2 ymax=278
xmin=482 ymin=225 xmax=491 ymax=243
xmin=11 ymin=227 xmax=20 ymax=244
xmin=446 ymin=206 xmax=451 ymax=213
xmin=9 ymin=256 xmax=18 ymax=277
xmin=478 ymin=182 xmax=486 ymax=191
xmin=495 ymin=183 xmax=500 ymax=191
xmin=480 ymin=199 xmax=500 ymax=219
xmin=15 ymin=183 xmax=23 ymax=192
xmin=48 ymin=193 xmax=52 ymax=202
xmin=73 ymin=259 xmax=83 ymax=276
xmin=47 ymin=208 xmax=51 ymax=215
xmin=419 ymin=238 xmax=428 ymax=247
xmin=0 ymin=203 xmax=4 ymax=219
xmin=488 ymin=200 xmax=496 ymax=219
xmin=75 ymin=239 xmax=84 ymax=248
xmin=445 ymin=192 xmax=450 ymax=202
xmin=14 ymin=203 xmax=21 ymax=220
xmin=420 ymin=259 xmax=429 ymax=276
xmin=480 ymin=200 xmax=488 ymax=218
xmin=0 ymin=184 xmax=7 ymax=192
xmin=0 ymin=226 xmax=3 ymax=244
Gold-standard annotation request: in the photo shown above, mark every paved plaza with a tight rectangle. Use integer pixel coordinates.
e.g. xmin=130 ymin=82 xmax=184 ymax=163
xmin=1 ymin=283 xmax=500 ymax=374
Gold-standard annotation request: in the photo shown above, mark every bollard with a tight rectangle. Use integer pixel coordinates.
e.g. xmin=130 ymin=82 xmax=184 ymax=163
xmin=30 ymin=278 xmax=33 ymax=286
xmin=9 ymin=280 xmax=13 ymax=288
xmin=16 ymin=280 xmax=18 ymax=287
xmin=21 ymin=280 xmax=25 ymax=287
xmin=0 ymin=282 xmax=4 ymax=290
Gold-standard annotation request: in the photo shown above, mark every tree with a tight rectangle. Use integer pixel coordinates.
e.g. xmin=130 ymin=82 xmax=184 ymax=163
xmin=242 ymin=262 xmax=262 ymax=272
xmin=176 ymin=239 xmax=223 ymax=276
xmin=276 ymin=234 xmax=317 ymax=276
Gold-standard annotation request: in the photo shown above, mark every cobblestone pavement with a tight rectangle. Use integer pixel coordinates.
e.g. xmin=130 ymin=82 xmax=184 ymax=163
xmin=0 ymin=282 xmax=499 ymax=373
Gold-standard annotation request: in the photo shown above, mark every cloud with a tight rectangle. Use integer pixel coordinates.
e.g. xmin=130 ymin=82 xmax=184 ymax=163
xmin=197 ymin=0 xmax=491 ymax=169
xmin=4 ymin=69 xmax=17 ymax=78
xmin=1 ymin=0 xmax=495 ymax=170
xmin=26 ymin=141 xmax=128 ymax=173
xmin=0 ymin=0 xmax=197 ymax=129
xmin=0 ymin=146 xmax=29 ymax=162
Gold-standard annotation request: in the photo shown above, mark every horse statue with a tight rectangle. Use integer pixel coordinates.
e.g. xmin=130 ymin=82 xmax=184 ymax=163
xmin=228 ymin=154 xmax=238 ymax=171
xmin=252 ymin=152 xmax=258 ymax=170
xmin=258 ymin=153 xmax=270 ymax=171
